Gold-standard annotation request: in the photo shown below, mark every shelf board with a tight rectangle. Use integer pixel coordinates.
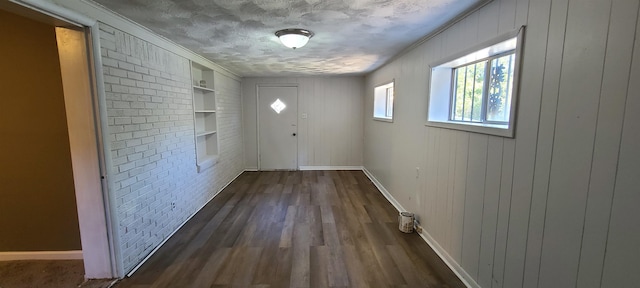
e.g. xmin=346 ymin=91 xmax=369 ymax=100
xmin=197 ymin=154 xmax=219 ymax=173
xmin=195 ymin=110 xmax=216 ymax=113
xmin=196 ymin=130 xmax=217 ymax=137
xmin=193 ymin=86 xmax=216 ymax=93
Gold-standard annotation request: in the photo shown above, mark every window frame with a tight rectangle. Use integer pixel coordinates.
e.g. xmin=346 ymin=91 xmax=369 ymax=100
xmin=373 ymin=80 xmax=395 ymax=122
xmin=427 ymin=26 xmax=525 ymax=138
xmin=449 ymin=50 xmax=516 ymax=124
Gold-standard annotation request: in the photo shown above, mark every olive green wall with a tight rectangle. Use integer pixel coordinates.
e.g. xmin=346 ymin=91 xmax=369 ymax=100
xmin=0 ymin=9 xmax=81 ymax=251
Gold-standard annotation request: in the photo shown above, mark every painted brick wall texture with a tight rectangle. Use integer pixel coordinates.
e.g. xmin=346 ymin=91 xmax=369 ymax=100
xmin=98 ymin=23 xmax=244 ymax=273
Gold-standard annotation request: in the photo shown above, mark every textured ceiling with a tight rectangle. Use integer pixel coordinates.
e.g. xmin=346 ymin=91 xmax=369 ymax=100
xmin=91 ymin=0 xmax=484 ymax=77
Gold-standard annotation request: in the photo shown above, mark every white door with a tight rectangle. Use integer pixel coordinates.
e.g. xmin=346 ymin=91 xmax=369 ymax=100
xmin=258 ymin=86 xmax=298 ymax=170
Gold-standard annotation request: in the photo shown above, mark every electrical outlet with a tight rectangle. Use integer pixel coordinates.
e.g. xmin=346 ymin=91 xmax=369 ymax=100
xmin=414 ymin=219 xmax=423 ymax=234
xmin=171 ymin=202 xmax=176 ymax=211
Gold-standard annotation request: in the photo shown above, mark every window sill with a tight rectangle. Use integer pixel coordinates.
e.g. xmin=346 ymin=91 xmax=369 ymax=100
xmin=425 ymin=120 xmax=514 ymax=138
xmin=373 ymin=117 xmax=393 ymax=123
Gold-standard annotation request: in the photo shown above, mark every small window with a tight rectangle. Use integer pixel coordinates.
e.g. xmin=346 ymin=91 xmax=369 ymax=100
xmin=428 ymin=27 xmax=524 ymax=138
xmin=451 ymin=52 xmax=515 ymax=123
xmin=373 ymin=81 xmax=394 ymax=122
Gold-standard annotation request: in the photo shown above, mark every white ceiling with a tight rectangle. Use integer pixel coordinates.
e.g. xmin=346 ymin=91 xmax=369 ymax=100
xmin=91 ymin=0 xmax=486 ymax=77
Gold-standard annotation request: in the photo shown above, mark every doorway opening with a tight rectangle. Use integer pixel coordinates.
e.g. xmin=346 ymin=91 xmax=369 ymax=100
xmin=0 ymin=1 xmax=116 ymax=280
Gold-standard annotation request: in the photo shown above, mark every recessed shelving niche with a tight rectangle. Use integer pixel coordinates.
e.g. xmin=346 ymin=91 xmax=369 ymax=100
xmin=191 ymin=61 xmax=218 ymax=172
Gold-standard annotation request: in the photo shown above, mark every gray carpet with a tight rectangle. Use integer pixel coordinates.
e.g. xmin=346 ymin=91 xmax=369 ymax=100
xmin=0 ymin=260 xmax=116 ymax=288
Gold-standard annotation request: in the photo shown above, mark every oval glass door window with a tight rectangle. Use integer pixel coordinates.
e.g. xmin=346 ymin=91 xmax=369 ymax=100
xmin=270 ymin=98 xmax=286 ymax=114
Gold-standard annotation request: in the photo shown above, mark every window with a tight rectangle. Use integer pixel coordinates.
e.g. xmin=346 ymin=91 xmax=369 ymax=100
xmin=427 ymin=27 xmax=524 ymax=137
xmin=451 ymin=52 xmax=515 ymax=123
xmin=373 ymin=81 xmax=394 ymax=121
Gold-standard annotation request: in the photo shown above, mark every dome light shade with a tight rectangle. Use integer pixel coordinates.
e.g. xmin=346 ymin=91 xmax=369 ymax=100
xmin=275 ymin=28 xmax=314 ymax=49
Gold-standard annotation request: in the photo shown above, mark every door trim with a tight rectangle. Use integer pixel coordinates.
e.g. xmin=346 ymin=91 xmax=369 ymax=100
xmin=256 ymin=84 xmax=299 ymax=171
xmin=5 ymin=0 xmax=119 ymax=278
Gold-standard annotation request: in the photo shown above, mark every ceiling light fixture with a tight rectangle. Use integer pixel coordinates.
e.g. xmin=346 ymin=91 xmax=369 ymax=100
xmin=275 ymin=28 xmax=314 ymax=49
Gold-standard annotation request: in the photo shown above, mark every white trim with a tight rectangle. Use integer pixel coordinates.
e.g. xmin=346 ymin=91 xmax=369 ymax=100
xmin=0 ymin=251 xmax=83 ymax=261
xmin=361 ymin=168 xmax=405 ymax=212
xmin=9 ymin=0 xmax=96 ymax=26
xmin=299 ymin=166 xmax=364 ymax=171
xmin=244 ymin=168 xmax=259 ymax=172
xmin=361 ymin=167 xmax=478 ymax=288
xmin=126 ymin=169 xmax=245 ymax=277
xmin=415 ymin=225 xmax=480 ymax=288
xmin=89 ymin=23 xmax=122 ymax=278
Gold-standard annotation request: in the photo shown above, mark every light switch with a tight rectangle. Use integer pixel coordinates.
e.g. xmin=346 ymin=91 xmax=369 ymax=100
xmin=301 ymin=113 xmax=308 ymax=119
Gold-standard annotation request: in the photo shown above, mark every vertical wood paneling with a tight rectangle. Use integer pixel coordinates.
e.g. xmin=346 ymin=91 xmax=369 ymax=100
xmin=491 ymin=139 xmax=515 ymax=288
xmin=515 ymin=0 xmax=530 ymax=27
xmin=436 ymin=130 xmax=451 ymax=248
xmin=451 ymin=131 xmax=469 ymax=263
xmin=309 ymin=78 xmax=319 ymax=165
xmin=537 ymin=0 xmax=611 ymax=286
xmin=361 ymin=0 xmax=640 ymax=286
xmin=520 ymin=0 xmax=557 ymax=287
xmin=314 ymin=79 xmax=327 ymax=165
xmin=577 ymin=1 xmax=639 ymax=287
xmin=477 ymin=0 xmax=500 ymax=42
xmin=601 ymin=4 xmax=640 ymax=286
xmin=425 ymin=127 xmax=440 ymax=233
xmin=461 ymin=133 xmax=488 ymax=278
xmin=350 ymin=81 xmax=364 ymax=166
xmin=477 ymin=137 xmax=503 ymax=288
xmin=498 ymin=0 xmax=517 ymax=32
xmin=297 ymin=78 xmax=309 ymax=166
xmin=419 ymin=126 xmax=431 ymax=229
xmin=502 ymin=0 xmax=549 ymax=284
xmin=242 ymin=77 xmax=364 ymax=169
xmin=445 ymin=131 xmax=457 ymax=253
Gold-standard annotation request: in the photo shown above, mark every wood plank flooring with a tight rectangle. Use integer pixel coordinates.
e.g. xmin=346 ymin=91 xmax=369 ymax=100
xmin=115 ymin=170 xmax=464 ymax=288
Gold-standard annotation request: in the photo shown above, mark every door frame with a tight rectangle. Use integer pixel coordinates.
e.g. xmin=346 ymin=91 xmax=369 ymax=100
xmin=4 ymin=0 xmax=120 ymax=278
xmin=256 ymin=83 xmax=299 ymax=170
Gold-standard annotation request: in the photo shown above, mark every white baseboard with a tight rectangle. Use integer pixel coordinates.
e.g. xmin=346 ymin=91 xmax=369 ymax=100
xmin=361 ymin=167 xmax=478 ymax=288
xmin=361 ymin=167 xmax=406 ymax=212
xmin=244 ymin=168 xmax=258 ymax=172
xmin=415 ymin=225 xmax=479 ymax=288
xmin=126 ymin=169 xmax=246 ymax=277
xmin=0 ymin=250 xmax=83 ymax=261
xmin=299 ymin=166 xmax=363 ymax=171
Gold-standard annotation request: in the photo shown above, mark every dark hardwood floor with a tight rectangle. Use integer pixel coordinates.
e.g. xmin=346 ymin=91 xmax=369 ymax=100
xmin=115 ymin=170 xmax=464 ymax=288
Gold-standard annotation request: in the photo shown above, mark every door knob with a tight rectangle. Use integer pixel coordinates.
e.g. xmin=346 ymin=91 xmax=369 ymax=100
xmin=292 ymin=133 xmax=297 ymax=136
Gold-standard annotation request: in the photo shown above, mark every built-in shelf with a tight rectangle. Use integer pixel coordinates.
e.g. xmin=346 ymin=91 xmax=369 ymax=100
xmin=191 ymin=61 xmax=218 ymax=173
xmin=197 ymin=155 xmax=219 ymax=173
xmin=193 ymin=85 xmax=216 ymax=93
xmin=196 ymin=130 xmax=217 ymax=137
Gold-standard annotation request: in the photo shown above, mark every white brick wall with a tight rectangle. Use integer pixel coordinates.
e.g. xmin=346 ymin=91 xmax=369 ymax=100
xmin=98 ymin=23 xmax=244 ymax=273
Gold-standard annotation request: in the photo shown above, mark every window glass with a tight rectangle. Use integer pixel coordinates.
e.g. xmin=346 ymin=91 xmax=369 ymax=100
xmin=373 ymin=81 xmax=394 ymax=121
xmin=427 ymin=26 xmax=524 ymax=138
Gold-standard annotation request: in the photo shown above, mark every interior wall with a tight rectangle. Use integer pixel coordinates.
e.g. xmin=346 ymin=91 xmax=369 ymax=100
xmin=98 ymin=23 xmax=244 ymax=273
xmin=363 ymin=0 xmax=640 ymax=287
xmin=242 ymin=77 xmax=364 ymax=169
xmin=0 ymin=9 xmax=81 ymax=251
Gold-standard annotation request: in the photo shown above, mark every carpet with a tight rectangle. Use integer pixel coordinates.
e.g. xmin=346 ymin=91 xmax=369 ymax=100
xmin=0 ymin=260 xmax=116 ymax=288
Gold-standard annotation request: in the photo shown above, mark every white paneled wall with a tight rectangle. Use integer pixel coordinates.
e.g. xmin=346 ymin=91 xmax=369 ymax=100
xmin=363 ymin=0 xmax=640 ymax=287
xmin=242 ymin=77 xmax=364 ymax=169
xmin=99 ymin=23 xmax=244 ymax=273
